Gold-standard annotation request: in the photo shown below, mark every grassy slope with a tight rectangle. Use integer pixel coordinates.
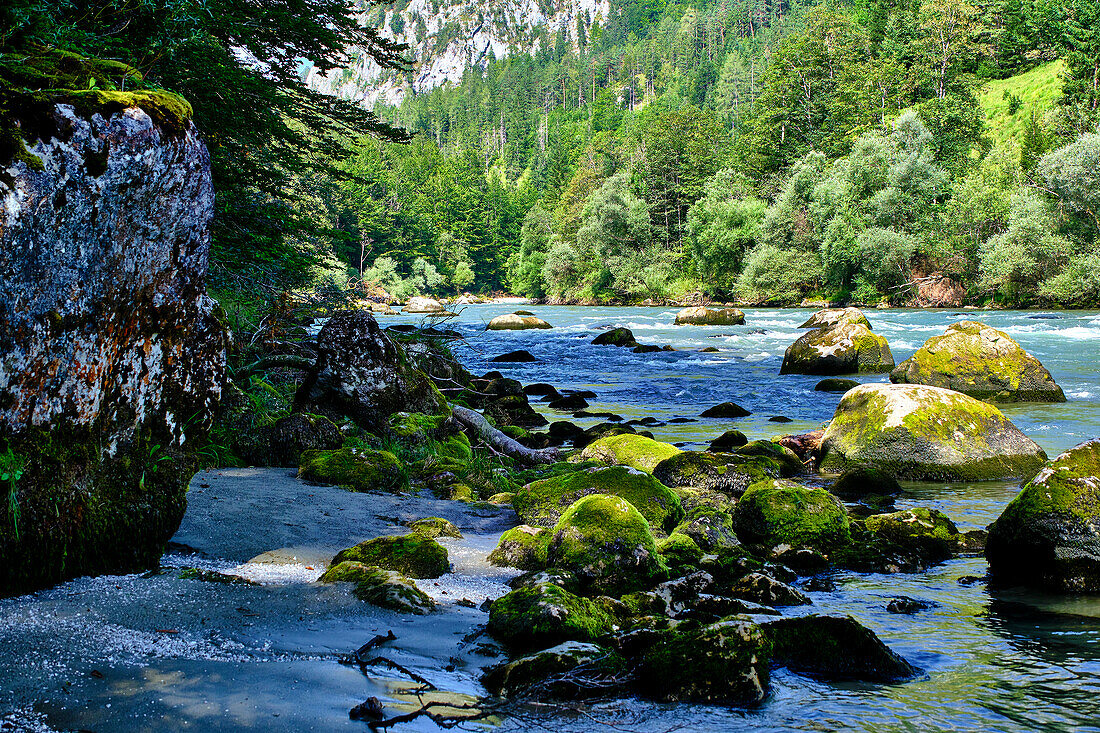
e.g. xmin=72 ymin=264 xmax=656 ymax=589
xmin=979 ymin=59 xmax=1065 ymax=149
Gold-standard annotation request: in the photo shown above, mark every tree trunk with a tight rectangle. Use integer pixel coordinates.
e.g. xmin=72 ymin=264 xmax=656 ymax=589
xmin=451 ymin=405 xmax=560 ymax=465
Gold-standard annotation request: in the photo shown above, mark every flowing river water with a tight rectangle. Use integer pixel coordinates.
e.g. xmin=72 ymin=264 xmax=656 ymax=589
xmin=2 ymin=306 xmax=1100 ymax=732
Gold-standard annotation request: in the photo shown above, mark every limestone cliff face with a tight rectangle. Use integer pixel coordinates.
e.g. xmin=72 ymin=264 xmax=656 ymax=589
xmin=0 ymin=101 xmax=226 ymax=593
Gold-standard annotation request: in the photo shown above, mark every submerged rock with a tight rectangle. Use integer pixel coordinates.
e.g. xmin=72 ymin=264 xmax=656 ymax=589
xmin=491 ymin=350 xmax=538 ymax=362
xmin=514 ymin=466 xmax=684 ymax=531
xmin=781 ymin=323 xmax=895 ymax=376
xmin=732 ymin=480 xmax=851 ymax=551
xmin=799 ymin=307 xmax=872 ymax=330
xmin=819 ymin=384 xmax=1047 ymax=481
xmin=591 ymin=327 xmax=638 ymax=347
xmin=815 ymin=378 xmax=861 ymax=393
xmin=320 ymin=561 xmax=434 ymax=614
xmin=482 ymin=641 xmax=625 ymax=699
xmin=762 ymin=615 xmax=918 ymax=682
xmin=890 ymin=321 xmax=1065 ymax=403
xmin=708 ymin=430 xmax=749 ymax=452
xmin=489 ymin=525 xmax=549 ymax=570
xmin=674 ymin=307 xmax=746 ymax=326
xmin=487 ymin=583 xmax=616 ymax=649
xmin=298 ymin=446 xmax=407 ymax=493
xmin=580 ymin=434 xmax=682 ymax=473
xmin=987 ymin=440 xmax=1100 ymax=591
xmin=487 ymin=314 xmax=553 ymax=330
xmin=332 ymin=534 xmax=450 ymax=579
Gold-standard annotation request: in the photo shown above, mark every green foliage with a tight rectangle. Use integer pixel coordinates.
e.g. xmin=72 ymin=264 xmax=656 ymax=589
xmin=0 ymin=448 xmax=25 ymax=541
xmin=979 ymin=190 xmax=1073 ymax=304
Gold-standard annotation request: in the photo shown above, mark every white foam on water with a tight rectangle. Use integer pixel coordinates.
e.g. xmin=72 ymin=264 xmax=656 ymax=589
xmin=1068 ymin=390 xmax=1094 ymax=399
xmin=743 ymin=352 xmax=774 ymax=362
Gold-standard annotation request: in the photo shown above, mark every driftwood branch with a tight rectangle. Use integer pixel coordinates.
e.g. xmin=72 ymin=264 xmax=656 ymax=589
xmin=451 ymin=405 xmax=560 ymax=465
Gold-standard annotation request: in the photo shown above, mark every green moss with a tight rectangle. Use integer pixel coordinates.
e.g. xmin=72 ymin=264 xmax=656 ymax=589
xmin=390 ymin=412 xmax=446 ymax=439
xmin=331 ymin=534 xmax=450 ymax=578
xmin=864 ymin=508 xmax=961 ymax=562
xmin=409 ymin=517 xmax=462 ymax=539
xmin=514 ymin=465 xmax=684 ymax=531
xmin=733 ymin=479 xmax=851 ymax=550
xmin=488 ymin=492 xmax=515 ymax=504
xmin=501 ymin=426 xmax=531 ymax=440
xmin=580 ymin=434 xmax=682 ymax=473
xmin=487 ymin=583 xmax=616 ymax=649
xmin=995 ymin=441 xmax=1100 ymax=524
xmin=672 ymin=505 xmax=741 ymax=552
xmin=654 ymin=451 xmax=781 ymax=495
xmin=657 ymin=531 xmax=704 ymax=568
xmin=298 ymin=446 xmax=407 ymax=492
xmin=177 ymin=567 xmax=258 ymax=586
xmin=319 ymin=560 xmax=434 ymax=614
xmin=488 ymin=525 xmax=549 ymax=570
xmin=735 ymin=441 xmax=803 ymax=477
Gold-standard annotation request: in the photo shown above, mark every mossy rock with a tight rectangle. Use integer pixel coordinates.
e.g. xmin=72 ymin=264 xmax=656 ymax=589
xmin=514 ymin=465 xmax=684 ymax=531
xmin=762 ymin=615 xmax=918 ymax=682
xmin=591 ymin=327 xmax=637 ymax=347
xmin=673 ymin=506 xmax=741 ymax=552
xmin=653 ymin=451 xmax=781 ymax=497
xmin=488 ymin=525 xmax=549 ymax=570
xmin=488 ymin=492 xmax=516 ymax=505
xmin=486 ymin=314 xmax=553 ymax=330
xmin=501 ymin=425 xmax=530 ymax=440
xmin=819 ymin=384 xmax=1048 ymax=481
xmin=708 ymin=430 xmax=748 ymax=452
xmin=730 ymin=571 xmax=811 ymax=606
xmin=828 ymin=466 xmax=902 ymax=499
xmin=735 ymin=441 xmax=804 ymax=477
xmin=299 ymin=446 xmax=407 ymax=492
xmin=987 ymin=440 xmax=1100 ymax=591
xmin=487 ymin=583 xmax=616 ymax=649
xmin=319 ymin=561 xmax=434 ymax=614
xmin=580 ymin=434 xmax=682 ymax=473
xmin=674 ymin=307 xmax=745 ymax=326
xmin=409 ymin=517 xmax=463 ymax=539
xmin=781 ymin=323 xmax=894 ymax=376
xmin=656 ymin=532 xmax=705 ymax=568
xmin=638 ymin=619 xmax=770 ymax=705
xmin=864 ymin=508 xmax=961 ymax=564
xmin=482 ymin=641 xmax=626 ymax=699
xmin=547 ymin=494 xmax=666 ymax=595
xmin=890 ymin=321 xmax=1065 ymax=403
xmin=799 ymin=307 xmax=871 ymax=330
xmin=435 ymin=433 xmax=473 ymax=462
xmin=266 ymin=413 xmax=342 ymax=467
xmin=331 ymin=534 xmax=450 ymax=579
xmin=732 ymin=479 xmax=851 ymax=551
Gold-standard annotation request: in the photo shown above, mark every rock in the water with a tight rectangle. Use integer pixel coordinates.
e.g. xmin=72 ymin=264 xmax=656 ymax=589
xmin=319 ymin=561 xmax=434 ymax=614
xmin=638 ymin=618 xmax=770 ymax=705
xmin=409 ymin=517 xmax=463 ymax=539
xmin=332 ymin=534 xmax=450 ymax=579
xmin=781 ymin=323 xmax=894 ymax=376
xmin=487 ymin=314 xmax=553 ymax=330
xmin=482 ymin=641 xmax=624 ymax=699
xmin=673 ymin=506 xmax=741 ymax=552
xmin=799 ymin=307 xmax=872 ymax=330
xmin=580 ymin=434 xmax=682 ymax=473
xmin=987 ymin=440 xmax=1100 ymax=591
xmin=547 ymin=494 xmax=666 ymax=595
xmin=815 ymin=378 xmax=861 ymax=393
xmin=299 ymin=447 xmax=407 ymax=493
xmin=402 ymin=296 xmax=445 ymax=313
xmin=890 ymin=321 xmax=1066 ymax=403
xmin=776 ymin=430 xmax=825 ymax=461
xmin=489 ymin=525 xmax=549 ymax=570
xmin=674 ymin=307 xmax=746 ymax=326
xmin=828 ymin=466 xmax=903 ymax=499
xmin=294 ymin=311 xmax=445 ymax=434
xmin=730 ymin=572 xmax=812 ymax=606
xmin=0 ymin=94 xmax=226 ymax=592
xmin=732 ymin=480 xmax=851 ymax=551
xmin=819 ymin=384 xmax=1048 ymax=481
xmin=653 ymin=452 xmax=781 ymax=497
xmin=491 ymin=350 xmax=539 ymax=362
xmin=700 ymin=402 xmax=751 ymax=418
xmin=886 ymin=596 xmax=935 ymax=614
xmin=548 ymin=394 xmax=589 ymax=410
xmin=708 ymin=430 xmax=749 ymax=452
xmin=266 ymin=413 xmax=343 ymax=467
xmin=487 ymin=583 xmax=616 ymax=649
xmin=591 ymin=327 xmax=638 ymax=347
xmin=762 ymin=615 xmax=918 ymax=681
xmin=514 ymin=466 xmax=684 ymax=531
xmin=865 ymin=508 xmax=961 ymax=564
xmin=736 ymin=441 xmax=805 ymax=476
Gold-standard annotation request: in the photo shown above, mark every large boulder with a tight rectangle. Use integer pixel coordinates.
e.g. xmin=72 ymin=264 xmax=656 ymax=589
xmin=732 ymin=480 xmax=851 ymax=551
xmin=514 ymin=466 xmax=684 ymax=531
xmin=762 ymin=615 xmax=918 ymax=682
xmin=0 ymin=88 xmax=226 ymax=592
xmin=487 ymin=583 xmax=616 ymax=650
xmin=819 ymin=384 xmax=1047 ymax=481
xmin=546 ymin=494 xmax=666 ymax=595
xmin=266 ymin=413 xmax=343 ymax=467
xmin=486 ymin=314 xmax=553 ymax=330
xmin=987 ymin=440 xmax=1100 ymax=591
xmin=890 ymin=321 xmax=1066 ymax=403
xmin=780 ymin=323 xmax=894 ymax=376
xmin=489 ymin=525 xmax=549 ymax=570
xmin=674 ymin=307 xmax=745 ymax=326
xmin=799 ymin=307 xmax=871 ymax=329
xmin=402 ymin=296 xmax=445 ymax=313
xmin=580 ymin=434 xmax=682 ymax=473
xmin=653 ymin=452 xmax=781 ymax=497
xmin=591 ymin=327 xmax=638 ymax=347
xmin=864 ymin=508 xmax=961 ymax=564
xmin=294 ymin=311 xmax=446 ymax=434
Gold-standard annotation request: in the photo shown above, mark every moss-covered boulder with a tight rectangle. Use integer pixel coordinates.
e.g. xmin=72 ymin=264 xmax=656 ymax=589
xmin=736 ymin=441 xmax=804 ymax=477
xmin=732 ymin=480 xmax=851 ymax=550
xmin=547 ymin=495 xmax=666 ymax=595
xmin=591 ymin=327 xmax=638 ymax=347
xmin=762 ymin=615 xmax=918 ymax=682
xmin=580 ymin=434 xmax=682 ymax=473
xmin=488 ymin=525 xmax=549 ymax=570
xmin=865 ymin=508 xmax=961 ymax=563
xmin=514 ymin=466 xmax=684 ymax=531
xmin=890 ymin=321 xmax=1065 ymax=403
xmin=828 ymin=466 xmax=902 ymax=499
xmin=331 ymin=534 xmax=450 ymax=579
xmin=482 ymin=641 xmax=625 ymax=699
xmin=409 ymin=517 xmax=462 ymax=539
xmin=266 ymin=413 xmax=343 ymax=467
xmin=781 ymin=323 xmax=894 ymax=376
xmin=487 ymin=583 xmax=616 ymax=649
xmin=653 ymin=451 xmax=781 ymax=497
xmin=799 ymin=307 xmax=871 ymax=330
xmin=819 ymin=384 xmax=1048 ymax=481
xmin=674 ymin=307 xmax=746 ymax=326
xmin=299 ymin=446 xmax=407 ymax=492
xmin=673 ymin=506 xmax=741 ymax=552
xmin=319 ymin=561 xmax=434 ymax=614
xmin=486 ymin=314 xmax=553 ymax=330
xmin=986 ymin=440 xmax=1100 ymax=591
xmin=656 ymin=532 xmax=705 ymax=568
xmin=638 ymin=619 xmax=770 ymax=705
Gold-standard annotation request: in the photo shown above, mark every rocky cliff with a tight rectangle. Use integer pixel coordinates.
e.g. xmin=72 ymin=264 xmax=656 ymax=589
xmin=0 ymin=88 xmax=227 ymax=593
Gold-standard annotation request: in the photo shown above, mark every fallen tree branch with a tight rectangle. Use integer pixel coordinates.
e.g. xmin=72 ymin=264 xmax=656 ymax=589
xmin=451 ymin=405 xmax=560 ymax=465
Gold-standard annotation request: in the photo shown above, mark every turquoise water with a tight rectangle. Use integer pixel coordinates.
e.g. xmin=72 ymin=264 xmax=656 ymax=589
xmin=1 ymin=306 xmax=1098 ymax=732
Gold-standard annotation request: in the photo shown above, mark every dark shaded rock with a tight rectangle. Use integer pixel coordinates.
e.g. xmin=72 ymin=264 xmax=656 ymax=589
xmin=815 ymin=378 xmax=861 ymax=393
xmin=524 ymin=383 xmax=561 ymax=397
xmin=633 ymin=344 xmax=662 ymax=354
xmin=491 ymin=350 xmax=538 ymax=363
xmin=482 ymin=641 xmax=625 ymax=699
xmin=266 ymin=413 xmax=342 ymax=467
xmin=828 ymin=466 xmax=903 ymax=499
xmin=592 ymin=327 xmax=638 ymax=347
xmin=762 ymin=615 xmax=919 ymax=682
xmin=701 ymin=402 xmax=751 ymax=418
xmin=769 ymin=416 xmax=792 ymax=423
xmin=548 ymin=421 xmax=585 ymax=441
xmin=548 ymin=394 xmax=589 ymax=410
xmin=708 ymin=430 xmax=748 ymax=452
xmin=667 ymin=417 xmax=699 ymax=424
xmin=573 ymin=423 xmax=638 ymax=450
xmin=730 ymin=572 xmax=812 ymax=606
xmin=886 ymin=596 xmax=935 ymax=614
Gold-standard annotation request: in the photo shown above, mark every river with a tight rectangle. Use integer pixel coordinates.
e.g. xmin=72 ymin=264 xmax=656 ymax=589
xmin=2 ymin=306 xmax=1099 ymax=732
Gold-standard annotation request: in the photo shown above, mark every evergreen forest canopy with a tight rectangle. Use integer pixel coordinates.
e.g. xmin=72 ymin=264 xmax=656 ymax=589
xmin=2 ymin=0 xmax=1100 ymax=306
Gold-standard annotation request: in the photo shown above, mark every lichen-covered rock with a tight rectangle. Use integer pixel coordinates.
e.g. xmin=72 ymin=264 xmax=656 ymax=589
xmin=580 ymin=434 xmax=682 ymax=473
xmin=409 ymin=517 xmax=462 ymax=539
xmin=319 ymin=561 xmax=434 ymax=614
xmin=638 ymin=619 xmax=770 ymax=705
xmin=547 ymin=495 xmax=666 ymax=595
xmin=653 ymin=451 xmax=781 ymax=497
xmin=762 ymin=615 xmax=918 ymax=682
xmin=489 ymin=525 xmax=549 ymax=570
xmin=799 ymin=307 xmax=871 ymax=330
xmin=0 ymin=95 xmax=226 ymax=593
xmin=514 ymin=466 xmax=684 ymax=531
xmin=674 ymin=307 xmax=746 ymax=326
xmin=986 ymin=440 xmax=1100 ymax=591
xmin=402 ymin=296 xmax=445 ymax=313
xmin=332 ymin=534 xmax=450 ymax=579
xmin=299 ymin=446 xmax=407 ymax=492
xmin=266 ymin=413 xmax=343 ymax=467
xmin=781 ymin=323 xmax=894 ymax=376
xmin=890 ymin=321 xmax=1066 ymax=403
xmin=591 ymin=327 xmax=638 ymax=347
xmin=482 ymin=641 xmax=625 ymax=699
xmin=730 ymin=571 xmax=812 ymax=606
xmin=819 ymin=384 xmax=1047 ymax=481
xmin=736 ymin=441 xmax=804 ymax=477
xmin=732 ymin=480 xmax=851 ymax=550
xmin=487 ymin=583 xmax=616 ymax=649
xmin=486 ymin=314 xmax=553 ymax=330
xmin=827 ymin=466 xmax=903 ymax=499
xmin=864 ymin=508 xmax=961 ymax=563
